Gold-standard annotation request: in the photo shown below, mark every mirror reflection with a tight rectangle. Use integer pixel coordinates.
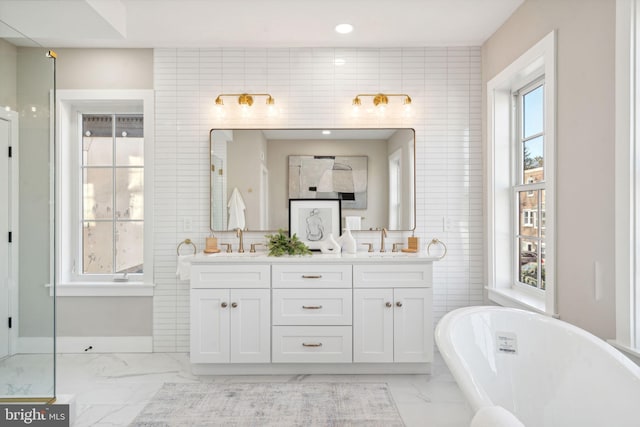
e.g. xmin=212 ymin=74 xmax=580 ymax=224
xmin=210 ymin=128 xmax=415 ymax=232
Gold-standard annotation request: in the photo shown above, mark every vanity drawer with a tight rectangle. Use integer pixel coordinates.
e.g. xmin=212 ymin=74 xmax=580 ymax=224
xmin=272 ymin=264 xmax=352 ymax=288
xmin=272 ymin=289 xmax=352 ymax=326
xmin=272 ymin=326 xmax=352 ymax=363
xmin=191 ymin=264 xmax=271 ymax=289
xmin=353 ymin=264 xmax=432 ymax=288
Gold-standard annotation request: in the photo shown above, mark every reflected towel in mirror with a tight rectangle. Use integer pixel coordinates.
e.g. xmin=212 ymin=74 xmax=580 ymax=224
xmin=176 ymin=254 xmax=194 ymax=281
xmin=227 ymin=187 xmax=246 ymax=230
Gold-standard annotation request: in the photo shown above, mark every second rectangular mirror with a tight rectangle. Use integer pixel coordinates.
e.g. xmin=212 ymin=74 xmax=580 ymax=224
xmin=210 ymin=128 xmax=415 ymax=232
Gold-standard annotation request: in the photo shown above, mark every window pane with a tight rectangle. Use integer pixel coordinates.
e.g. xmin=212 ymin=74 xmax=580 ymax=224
xmin=523 ymin=136 xmax=544 ymax=181
xmin=83 ymin=115 xmax=113 ymax=166
xmin=83 ymin=168 xmax=113 ymax=220
xmin=83 ymin=221 xmax=113 ymax=274
xmin=115 ymin=168 xmax=144 ymax=220
xmin=115 ymin=221 xmax=143 ymax=274
xmin=115 ymin=115 xmax=143 ymax=166
xmin=83 ymin=136 xmax=113 ymax=166
xmin=523 ymin=85 xmax=543 ymax=138
xmin=518 ymin=191 xmax=539 ymax=236
xmin=518 ymin=238 xmax=538 ymax=288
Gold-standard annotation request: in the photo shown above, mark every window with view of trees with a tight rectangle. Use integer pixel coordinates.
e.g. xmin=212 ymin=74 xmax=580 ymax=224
xmin=81 ymin=114 xmax=144 ymax=276
xmin=515 ymin=80 xmax=545 ymax=291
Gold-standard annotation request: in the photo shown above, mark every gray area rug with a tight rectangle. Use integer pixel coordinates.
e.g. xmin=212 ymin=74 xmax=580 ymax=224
xmin=131 ymin=382 xmax=405 ymax=426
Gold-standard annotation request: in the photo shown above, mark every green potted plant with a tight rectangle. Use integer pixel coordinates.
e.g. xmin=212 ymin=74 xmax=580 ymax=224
xmin=265 ymin=229 xmax=312 ymax=257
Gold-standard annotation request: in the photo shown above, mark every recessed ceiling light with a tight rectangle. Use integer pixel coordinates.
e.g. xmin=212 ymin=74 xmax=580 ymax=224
xmin=322 ymin=130 xmax=331 ymax=135
xmin=335 ymin=24 xmax=353 ymax=34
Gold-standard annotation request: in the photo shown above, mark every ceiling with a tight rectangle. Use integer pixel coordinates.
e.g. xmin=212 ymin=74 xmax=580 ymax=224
xmin=0 ymin=0 xmax=524 ymax=48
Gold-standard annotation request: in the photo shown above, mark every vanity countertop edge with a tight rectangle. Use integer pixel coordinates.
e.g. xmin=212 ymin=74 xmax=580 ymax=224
xmin=190 ymin=252 xmax=440 ymax=264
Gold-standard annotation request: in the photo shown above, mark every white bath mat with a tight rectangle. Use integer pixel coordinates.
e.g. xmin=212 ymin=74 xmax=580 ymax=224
xmin=131 ymin=382 xmax=404 ymax=426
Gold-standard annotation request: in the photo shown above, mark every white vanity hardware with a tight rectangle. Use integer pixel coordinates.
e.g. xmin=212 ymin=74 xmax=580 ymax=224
xmin=190 ymin=253 xmax=438 ymax=374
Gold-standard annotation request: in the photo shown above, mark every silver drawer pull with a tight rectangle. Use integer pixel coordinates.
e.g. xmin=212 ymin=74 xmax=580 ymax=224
xmin=301 ymin=274 xmax=322 ymax=279
xmin=302 ymin=305 xmax=323 ymax=310
xmin=302 ymin=342 xmax=323 ymax=347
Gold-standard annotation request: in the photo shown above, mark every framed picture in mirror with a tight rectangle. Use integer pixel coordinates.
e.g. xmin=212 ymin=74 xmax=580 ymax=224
xmin=289 ymin=199 xmax=342 ymax=250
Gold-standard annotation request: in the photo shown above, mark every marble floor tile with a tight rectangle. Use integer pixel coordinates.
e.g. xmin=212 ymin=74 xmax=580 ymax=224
xmin=3 ymin=351 xmax=473 ymax=426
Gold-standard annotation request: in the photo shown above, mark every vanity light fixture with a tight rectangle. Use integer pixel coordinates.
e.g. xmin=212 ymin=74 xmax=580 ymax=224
xmin=352 ymin=93 xmax=412 ymax=108
xmin=214 ymin=93 xmax=276 ymax=108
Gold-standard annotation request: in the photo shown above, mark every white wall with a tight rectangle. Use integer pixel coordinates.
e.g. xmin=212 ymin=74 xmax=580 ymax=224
xmin=54 ymin=48 xmax=154 ymax=337
xmin=0 ymin=38 xmax=17 ymax=110
xmin=154 ymin=47 xmax=483 ymax=352
xmin=482 ymin=0 xmax=616 ymax=337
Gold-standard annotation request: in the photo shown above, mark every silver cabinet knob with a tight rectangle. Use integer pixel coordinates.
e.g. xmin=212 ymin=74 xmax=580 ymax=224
xmin=221 ymin=302 xmax=228 ymax=308
xmin=385 ymin=302 xmax=392 ymax=308
xmin=396 ymin=301 xmax=403 ymax=307
xmin=231 ymin=302 xmax=238 ymax=308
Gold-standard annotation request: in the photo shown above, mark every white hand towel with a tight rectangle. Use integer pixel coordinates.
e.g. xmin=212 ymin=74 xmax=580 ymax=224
xmin=345 ymin=216 xmax=361 ymax=231
xmin=227 ymin=187 xmax=246 ymax=230
xmin=176 ymin=254 xmax=194 ymax=281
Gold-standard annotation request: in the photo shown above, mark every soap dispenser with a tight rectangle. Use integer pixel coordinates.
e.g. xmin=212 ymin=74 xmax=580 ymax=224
xmin=342 ymin=226 xmax=357 ymax=254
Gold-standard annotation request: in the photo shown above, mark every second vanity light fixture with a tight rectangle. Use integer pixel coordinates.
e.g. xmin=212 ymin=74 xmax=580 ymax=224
xmin=352 ymin=93 xmax=412 ymax=113
xmin=214 ymin=93 xmax=277 ymax=116
xmin=215 ymin=93 xmax=275 ymax=108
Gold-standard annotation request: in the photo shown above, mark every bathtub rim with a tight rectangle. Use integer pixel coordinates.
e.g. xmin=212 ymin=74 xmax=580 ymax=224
xmin=434 ymin=305 xmax=640 ymax=414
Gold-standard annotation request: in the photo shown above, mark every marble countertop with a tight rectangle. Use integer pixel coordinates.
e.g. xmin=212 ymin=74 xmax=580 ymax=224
xmin=190 ymin=251 xmax=441 ymax=264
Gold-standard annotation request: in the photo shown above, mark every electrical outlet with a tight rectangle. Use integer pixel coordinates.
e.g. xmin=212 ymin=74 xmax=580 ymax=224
xmin=183 ymin=217 xmax=192 ymax=232
xmin=442 ymin=216 xmax=453 ymax=232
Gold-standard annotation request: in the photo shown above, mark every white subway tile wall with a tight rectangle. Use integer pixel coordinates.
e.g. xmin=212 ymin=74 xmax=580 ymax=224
xmin=153 ymin=47 xmax=482 ymax=352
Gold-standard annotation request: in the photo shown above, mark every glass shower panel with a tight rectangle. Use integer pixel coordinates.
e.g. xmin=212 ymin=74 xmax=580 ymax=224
xmin=0 ymin=20 xmax=56 ymax=401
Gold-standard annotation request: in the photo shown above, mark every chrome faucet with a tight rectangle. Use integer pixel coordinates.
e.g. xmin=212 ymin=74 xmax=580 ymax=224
xmin=236 ymin=228 xmax=245 ymax=253
xmin=380 ymin=227 xmax=388 ymax=252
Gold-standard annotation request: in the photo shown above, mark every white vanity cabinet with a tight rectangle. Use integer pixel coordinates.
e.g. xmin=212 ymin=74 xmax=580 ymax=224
xmin=272 ymin=264 xmax=352 ymax=363
xmin=353 ymin=288 xmax=432 ymax=363
xmin=190 ymin=264 xmax=271 ymax=364
xmin=190 ymin=255 xmax=436 ymax=374
xmin=353 ymin=264 xmax=433 ymax=363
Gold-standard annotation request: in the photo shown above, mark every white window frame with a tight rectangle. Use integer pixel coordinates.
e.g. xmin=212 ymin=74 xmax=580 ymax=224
xmin=613 ymin=0 xmax=640 ymax=360
xmin=55 ymin=90 xmax=154 ymax=296
xmin=486 ymin=30 xmax=557 ymax=316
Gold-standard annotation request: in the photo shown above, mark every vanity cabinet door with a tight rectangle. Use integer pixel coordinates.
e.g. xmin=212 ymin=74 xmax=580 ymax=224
xmin=393 ymin=288 xmax=433 ymax=363
xmin=190 ymin=289 xmax=230 ymax=363
xmin=353 ymin=287 xmax=433 ymax=363
xmin=229 ymin=289 xmax=271 ymax=363
xmin=353 ymin=289 xmax=394 ymax=363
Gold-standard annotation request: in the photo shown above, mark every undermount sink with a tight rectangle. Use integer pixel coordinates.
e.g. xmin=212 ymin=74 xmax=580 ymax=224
xmin=204 ymin=252 xmax=265 ymax=257
xmin=362 ymin=251 xmax=412 ymax=257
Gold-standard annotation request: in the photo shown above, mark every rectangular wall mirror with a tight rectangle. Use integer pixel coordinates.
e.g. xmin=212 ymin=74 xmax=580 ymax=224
xmin=210 ymin=128 xmax=415 ymax=232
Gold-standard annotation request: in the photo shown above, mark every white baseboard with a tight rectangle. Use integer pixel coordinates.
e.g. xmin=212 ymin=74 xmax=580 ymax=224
xmin=17 ymin=336 xmax=153 ymax=353
xmin=17 ymin=337 xmax=54 ymax=354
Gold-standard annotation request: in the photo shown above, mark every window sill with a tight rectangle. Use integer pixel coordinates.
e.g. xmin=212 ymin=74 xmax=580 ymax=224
xmin=47 ymin=282 xmax=155 ymax=297
xmin=487 ymin=287 xmax=557 ymax=317
xmin=608 ymin=340 xmax=640 ymax=365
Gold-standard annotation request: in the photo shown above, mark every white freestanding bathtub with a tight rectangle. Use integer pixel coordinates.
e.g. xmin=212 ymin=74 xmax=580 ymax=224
xmin=435 ymin=306 xmax=640 ymax=427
